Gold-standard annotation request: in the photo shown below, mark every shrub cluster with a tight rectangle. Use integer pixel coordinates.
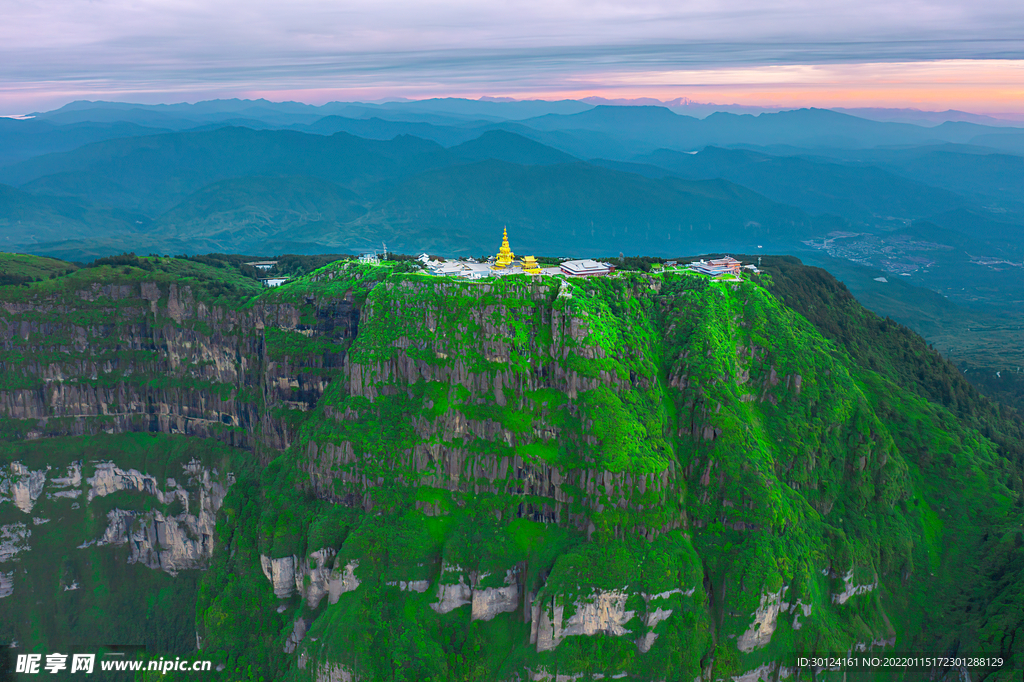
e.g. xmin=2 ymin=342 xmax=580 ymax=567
xmin=86 ymin=252 xmax=154 ymax=270
xmin=0 ymin=274 xmax=41 ymax=286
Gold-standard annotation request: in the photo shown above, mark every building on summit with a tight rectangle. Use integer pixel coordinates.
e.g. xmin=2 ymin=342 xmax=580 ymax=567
xmin=687 ymin=256 xmax=742 ymax=276
xmin=492 ymin=227 xmax=516 ymax=269
xmin=490 ymin=227 xmax=545 ymax=274
xmin=559 ymin=259 xmax=614 ymax=277
xmin=425 ymin=254 xmax=494 ymax=280
xmin=244 ymin=260 xmax=277 ymax=271
xmin=429 ymin=261 xmax=466 ymax=277
xmin=423 ymin=228 xmax=598 ymax=279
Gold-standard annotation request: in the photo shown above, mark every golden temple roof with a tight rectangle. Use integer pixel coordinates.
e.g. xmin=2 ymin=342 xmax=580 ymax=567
xmin=493 ymin=227 xmax=515 ymax=269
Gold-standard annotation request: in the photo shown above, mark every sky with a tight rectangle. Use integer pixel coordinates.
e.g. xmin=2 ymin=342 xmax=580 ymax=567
xmin=2 ymin=0 xmax=1024 ymax=115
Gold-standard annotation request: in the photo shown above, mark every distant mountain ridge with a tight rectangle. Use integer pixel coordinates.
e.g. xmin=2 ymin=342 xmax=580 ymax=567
xmin=519 ymin=106 xmax=1023 ymax=152
xmin=0 ymin=183 xmax=149 ymax=246
xmin=356 ymin=158 xmax=825 ymax=257
xmin=2 ymin=98 xmax=1023 ymax=324
xmin=0 ymin=125 xmax=835 ymax=258
xmin=14 ymin=98 xmax=1024 ymax=158
xmin=632 ymin=146 xmax=971 ymax=220
xmin=0 ymin=127 xmax=449 ymax=213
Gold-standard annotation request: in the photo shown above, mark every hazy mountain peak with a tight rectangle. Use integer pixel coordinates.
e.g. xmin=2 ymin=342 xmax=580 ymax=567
xmin=449 ymin=130 xmax=577 ymax=165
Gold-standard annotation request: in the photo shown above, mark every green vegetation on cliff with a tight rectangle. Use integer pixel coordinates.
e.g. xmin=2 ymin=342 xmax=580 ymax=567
xmin=0 ymin=433 xmax=239 ymax=666
xmin=196 ymin=262 xmax=1023 ymax=680
xmin=1 ymin=257 xmax=1021 ymax=682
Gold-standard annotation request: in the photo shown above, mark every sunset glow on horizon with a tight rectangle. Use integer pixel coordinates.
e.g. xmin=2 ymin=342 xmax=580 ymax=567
xmin=229 ymin=60 xmax=1024 ymax=116
xmin=3 ymin=58 xmax=1024 ymax=118
xmin=2 ymin=0 xmax=1023 ymax=116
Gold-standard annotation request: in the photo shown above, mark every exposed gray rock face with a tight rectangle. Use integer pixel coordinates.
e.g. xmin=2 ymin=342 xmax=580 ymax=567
xmin=284 ymin=618 xmax=308 ymax=654
xmin=533 ymin=590 xmax=634 ymax=652
xmin=730 ymin=662 xmax=795 ymax=682
xmin=737 ymin=589 xmax=784 ymax=653
xmin=563 ymin=590 xmax=635 ymax=638
xmin=0 ymin=523 xmax=31 ymax=562
xmin=533 ymin=601 xmax=564 ymax=652
xmin=431 ymin=562 xmax=472 ymax=615
xmin=97 ymin=509 xmax=136 ymax=546
xmin=327 ymin=560 xmax=360 ymax=604
xmin=432 ymin=577 xmax=473 ymax=615
xmin=97 ymin=507 xmax=216 ymax=575
xmin=386 ymin=580 xmax=430 ymax=593
xmin=529 ymin=668 xmax=585 ymax=681
xmin=0 ymin=461 xmax=85 ymax=514
xmin=89 ymin=459 xmax=233 ymax=575
xmin=637 ymin=605 xmax=673 ymax=653
xmin=260 ymin=551 xmax=360 ymax=605
xmin=735 ymin=585 xmax=818 ymax=651
xmin=301 ymin=548 xmax=337 ymax=608
xmin=0 ymin=517 xmax=28 ymax=596
xmin=428 ymin=564 xmax=520 ymax=619
xmin=530 ymin=585 xmax=696 ymax=653
xmin=636 ymin=588 xmax=692 ymax=653
xmin=853 ymin=636 xmax=897 ymax=652
xmin=0 ymin=283 xmax=345 ymax=451
xmin=87 ymin=462 xmax=177 ymax=503
xmin=471 ymin=569 xmax=520 ymax=622
xmin=790 ymin=600 xmax=812 ymax=630
xmin=315 ymin=662 xmax=356 ymax=682
xmin=0 ymin=463 xmax=48 ymax=513
xmin=635 ymin=632 xmax=658 ymax=654
xmin=50 ymin=462 xmax=82 ymax=493
xmin=260 ymin=555 xmax=298 ymax=598
xmin=832 ymin=569 xmax=878 ymax=605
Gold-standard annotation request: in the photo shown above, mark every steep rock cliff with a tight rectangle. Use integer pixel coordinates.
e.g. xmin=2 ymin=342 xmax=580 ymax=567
xmin=205 ymin=266 xmax=955 ymax=680
xmin=0 ymin=265 xmax=360 ymax=452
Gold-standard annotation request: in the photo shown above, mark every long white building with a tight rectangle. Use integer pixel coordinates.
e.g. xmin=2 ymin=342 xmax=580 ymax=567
xmin=559 ymin=259 xmax=614 ymax=277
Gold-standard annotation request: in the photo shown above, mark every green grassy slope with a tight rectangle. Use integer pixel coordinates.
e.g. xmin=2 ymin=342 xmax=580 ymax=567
xmin=760 ymin=256 xmax=1024 ymax=460
xmin=0 ymin=252 xmax=77 ymax=284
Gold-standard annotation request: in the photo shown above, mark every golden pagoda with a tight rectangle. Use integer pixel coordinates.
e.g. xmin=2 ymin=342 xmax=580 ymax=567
xmin=522 ymin=255 xmax=541 ymax=274
xmin=492 ymin=226 xmax=515 ymax=269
